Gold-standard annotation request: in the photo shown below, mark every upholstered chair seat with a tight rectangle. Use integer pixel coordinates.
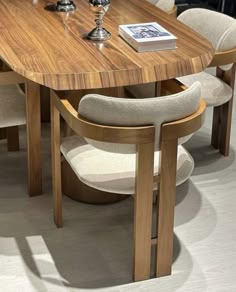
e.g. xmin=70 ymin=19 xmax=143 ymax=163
xmin=61 ymin=135 xmax=193 ymax=194
xmin=178 ymin=71 xmax=233 ymax=107
xmin=0 ymin=84 xmax=26 ymax=128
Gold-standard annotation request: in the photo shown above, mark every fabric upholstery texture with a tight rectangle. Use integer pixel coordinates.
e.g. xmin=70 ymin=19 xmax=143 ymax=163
xmin=177 ymin=8 xmax=236 ymax=108
xmin=178 ymin=8 xmax=236 ymax=52
xmin=147 ymin=0 xmax=175 ymax=12
xmin=0 ymin=85 xmax=26 ymax=128
xmin=61 ymin=135 xmax=194 ymax=194
xmin=178 ymin=71 xmax=232 ymax=107
xmin=178 ymin=8 xmax=236 ymax=71
xmin=78 ymin=82 xmax=201 ymax=153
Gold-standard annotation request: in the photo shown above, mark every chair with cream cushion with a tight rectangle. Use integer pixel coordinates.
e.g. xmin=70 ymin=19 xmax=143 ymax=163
xmin=177 ymin=8 xmax=236 ymax=156
xmin=147 ymin=0 xmax=176 ymax=16
xmin=50 ymin=81 xmax=205 ymax=281
xmin=0 ymin=66 xmax=26 ymax=151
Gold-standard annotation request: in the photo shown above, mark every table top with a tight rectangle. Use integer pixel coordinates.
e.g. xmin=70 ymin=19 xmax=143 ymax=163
xmin=0 ymin=0 xmax=214 ymax=90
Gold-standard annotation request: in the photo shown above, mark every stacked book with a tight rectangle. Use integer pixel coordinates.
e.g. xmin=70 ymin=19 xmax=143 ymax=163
xmin=119 ymin=22 xmax=177 ymax=52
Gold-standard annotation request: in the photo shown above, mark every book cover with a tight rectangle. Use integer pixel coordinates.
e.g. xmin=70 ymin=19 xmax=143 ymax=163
xmin=119 ymin=22 xmax=177 ymax=52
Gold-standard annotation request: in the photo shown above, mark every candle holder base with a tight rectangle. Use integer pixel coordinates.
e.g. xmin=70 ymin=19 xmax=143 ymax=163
xmin=55 ymin=1 xmax=76 ymax=12
xmin=87 ymin=27 xmax=111 ymax=41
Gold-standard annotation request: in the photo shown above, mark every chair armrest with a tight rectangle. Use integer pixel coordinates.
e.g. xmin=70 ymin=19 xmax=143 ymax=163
xmin=0 ymin=71 xmax=27 ymax=85
xmin=208 ymin=48 xmax=236 ymax=67
xmin=50 ymin=90 xmax=155 ymax=145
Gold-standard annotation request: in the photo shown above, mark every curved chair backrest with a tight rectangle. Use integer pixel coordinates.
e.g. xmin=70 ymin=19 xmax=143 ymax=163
xmin=147 ymin=0 xmax=175 ymax=13
xmin=178 ymin=8 xmax=236 ymax=52
xmin=78 ymin=82 xmax=201 ymax=153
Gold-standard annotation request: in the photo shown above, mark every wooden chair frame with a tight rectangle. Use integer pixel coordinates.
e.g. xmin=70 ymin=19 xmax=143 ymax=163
xmin=0 ymin=70 xmax=27 ymax=151
xmin=50 ymin=87 xmax=205 ymax=281
xmin=209 ymin=49 xmax=236 ymax=156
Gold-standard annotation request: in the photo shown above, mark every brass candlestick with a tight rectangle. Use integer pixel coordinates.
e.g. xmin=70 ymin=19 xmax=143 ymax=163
xmin=87 ymin=0 xmax=111 ymax=41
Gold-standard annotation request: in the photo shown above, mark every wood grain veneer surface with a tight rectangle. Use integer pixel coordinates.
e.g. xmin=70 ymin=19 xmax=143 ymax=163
xmin=0 ymin=0 xmax=214 ymax=90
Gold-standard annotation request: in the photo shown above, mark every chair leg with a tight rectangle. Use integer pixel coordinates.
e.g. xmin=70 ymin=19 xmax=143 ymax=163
xmin=218 ymin=99 xmax=233 ymax=156
xmin=211 ymin=106 xmax=221 ymax=150
xmin=156 ymin=138 xmax=178 ymax=277
xmin=133 ymin=142 xmax=154 ymax=281
xmin=50 ymin=91 xmax=63 ymax=228
xmin=212 ymin=65 xmax=236 ymax=156
xmin=7 ymin=126 xmax=20 ymax=152
xmin=211 ymin=99 xmax=233 ymax=156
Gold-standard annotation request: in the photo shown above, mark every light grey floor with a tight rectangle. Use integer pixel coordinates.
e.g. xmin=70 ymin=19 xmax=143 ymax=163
xmin=0 ymin=99 xmax=236 ymax=291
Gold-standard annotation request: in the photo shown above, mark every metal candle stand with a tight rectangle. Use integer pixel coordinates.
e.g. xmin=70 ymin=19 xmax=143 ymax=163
xmin=55 ymin=0 xmax=76 ymax=12
xmin=87 ymin=0 xmax=111 ymax=41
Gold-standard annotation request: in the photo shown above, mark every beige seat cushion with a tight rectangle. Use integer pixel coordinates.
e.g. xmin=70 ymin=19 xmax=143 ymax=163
xmin=0 ymin=85 xmax=26 ymax=128
xmin=61 ymin=135 xmax=194 ymax=194
xmin=178 ymin=72 xmax=232 ymax=107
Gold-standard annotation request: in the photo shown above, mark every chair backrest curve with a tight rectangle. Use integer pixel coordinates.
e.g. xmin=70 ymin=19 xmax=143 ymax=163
xmin=178 ymin=8 xmax=236 ymax=52
xmin=178 ymin=8 xmax=236 ymax=70
xmin=147 ymin=0 xmax=175 ymax=13
xmin=78 ymin=82 xmax=201 ymax=153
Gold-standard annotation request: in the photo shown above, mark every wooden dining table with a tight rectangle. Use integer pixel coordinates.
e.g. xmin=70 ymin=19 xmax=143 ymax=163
xmin=0 ymin=0 xmax=214 ymax=196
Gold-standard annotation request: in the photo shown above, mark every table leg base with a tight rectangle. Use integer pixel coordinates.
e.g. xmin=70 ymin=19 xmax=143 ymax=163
xmin=61 ymin=159 xmax=129 ymax=204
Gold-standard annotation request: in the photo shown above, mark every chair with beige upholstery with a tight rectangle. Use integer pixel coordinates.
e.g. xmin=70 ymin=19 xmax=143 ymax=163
xmin=51 ymin=81 xmax=205 ymax=281
xmin=177 ymin=8 xmax=236 ymax=156
xmin=0 ymin=63 xmax=26 ymax=151
xmin=148 ymin=0 xmax=177 ymax=17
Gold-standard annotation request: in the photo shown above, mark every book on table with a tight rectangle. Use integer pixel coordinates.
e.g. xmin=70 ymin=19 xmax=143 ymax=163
xmin=118 ymin=22 xmax=177 ymax=52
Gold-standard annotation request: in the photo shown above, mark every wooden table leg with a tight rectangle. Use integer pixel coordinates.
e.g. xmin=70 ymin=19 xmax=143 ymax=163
xmin=25 ymin=82 xmax=42 ymax=196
